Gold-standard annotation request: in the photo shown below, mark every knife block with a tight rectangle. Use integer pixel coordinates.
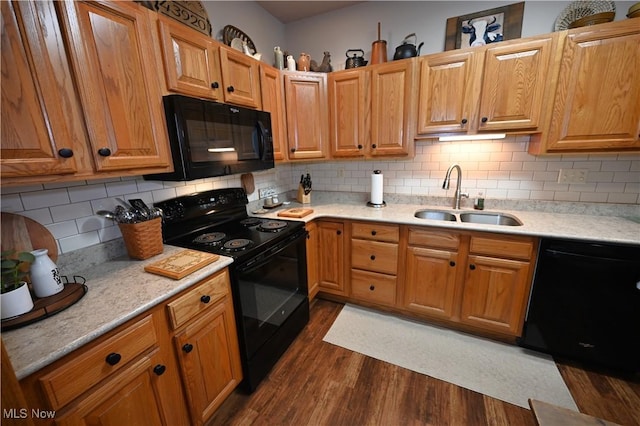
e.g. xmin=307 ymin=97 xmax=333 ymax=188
xmin=296 ymin=185 xmax=311 ymax=204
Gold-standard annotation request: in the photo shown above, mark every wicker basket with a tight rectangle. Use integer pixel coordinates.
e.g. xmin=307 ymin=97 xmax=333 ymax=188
xmin=118 ymin=217 xmax=163 ymax=260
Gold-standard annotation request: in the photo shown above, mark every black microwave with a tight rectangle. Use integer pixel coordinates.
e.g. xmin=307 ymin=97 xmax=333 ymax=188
xmin=144 ymin=95 xmax=274 ymax=181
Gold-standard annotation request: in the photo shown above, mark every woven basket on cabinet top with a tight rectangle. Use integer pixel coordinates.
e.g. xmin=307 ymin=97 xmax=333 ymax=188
xmin=118 ymin=217 xmax=163 ymax=260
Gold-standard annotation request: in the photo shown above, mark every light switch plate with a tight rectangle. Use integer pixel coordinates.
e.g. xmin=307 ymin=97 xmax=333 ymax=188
xmin=258 ymin=187 xmax=276 ymax=198
xmin=558 ymin=169 xmax=588 ymax=184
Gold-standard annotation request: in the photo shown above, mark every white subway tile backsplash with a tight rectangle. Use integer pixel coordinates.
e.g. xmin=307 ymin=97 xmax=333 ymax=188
xmin=601 ymin=160 xmax=631 ymax=171
xmin=105 ymin=180 xmax=139 ymax=197
xmin=68 ymin=184 xmax=108 ymax=203
xmin=58 ymin=231 xmax=101 ymax=253
xmin=607 ymin=193 xmax=638 ymax=204
xmin=21 ymin=188 xmax=70 ymax=210
xmin=50 ymin=202 xmax=94 ymax=222
xmin=0 ymin=194 xmax=23 ymax=212
xmin=46 ymin=220 xmax=79 ymax=239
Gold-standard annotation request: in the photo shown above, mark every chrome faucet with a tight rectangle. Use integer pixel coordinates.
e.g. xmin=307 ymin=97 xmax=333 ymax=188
xmin=442 ymin=164 xmax=469 ymax=209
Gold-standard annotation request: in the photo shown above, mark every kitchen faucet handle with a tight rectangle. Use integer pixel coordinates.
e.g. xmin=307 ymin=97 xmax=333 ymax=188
xmin=460 ymin=192 xmax=469 ymax=199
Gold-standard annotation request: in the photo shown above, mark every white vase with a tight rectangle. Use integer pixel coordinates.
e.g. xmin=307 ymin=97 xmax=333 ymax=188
xmin=1 ymin=282 xmax=34 ymax=319
xmin=30 ymin=249 xmax=64 ymax=298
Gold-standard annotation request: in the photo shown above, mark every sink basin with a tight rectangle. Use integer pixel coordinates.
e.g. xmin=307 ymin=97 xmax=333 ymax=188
xmin=414 ymin=209 xmax=457 ymax=221
xmin=459 ymin=212 xmax=522 ymax=226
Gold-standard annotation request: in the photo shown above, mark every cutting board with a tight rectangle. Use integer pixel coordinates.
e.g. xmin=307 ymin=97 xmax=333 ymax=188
xmin=144 ymin=249 xmax=219 ymax=280
xmin=1 ymin=212 xmax=58 ymax=262
xmin=277 ymin=208 xmax=314 ymax=218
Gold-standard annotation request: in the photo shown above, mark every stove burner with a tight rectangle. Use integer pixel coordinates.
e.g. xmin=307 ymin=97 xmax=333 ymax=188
xmin=259 ymin=220 xmax=288 ymax=232
xmin=223 ymin=238 xmax=253 ymax=251
xmin=193 ymin=232 xmax=226 ymax=245
xmin=240 ymin=218 xmax=263 ymax=227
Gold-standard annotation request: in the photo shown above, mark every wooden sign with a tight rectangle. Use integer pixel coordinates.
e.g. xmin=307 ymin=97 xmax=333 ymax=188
xmin=137 ymin=1 xmax=212 ymax=36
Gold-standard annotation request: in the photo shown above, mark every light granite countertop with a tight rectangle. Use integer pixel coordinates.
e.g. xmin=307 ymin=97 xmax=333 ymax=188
xmin=254 ymin=199 xmax=640 ymax=245
xmin=2 ymin=245 xmax=233 ymax=380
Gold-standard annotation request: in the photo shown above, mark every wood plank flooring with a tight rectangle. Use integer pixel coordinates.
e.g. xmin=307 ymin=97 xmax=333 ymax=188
xmin=208 ymin=299 xmax=640 ymax=426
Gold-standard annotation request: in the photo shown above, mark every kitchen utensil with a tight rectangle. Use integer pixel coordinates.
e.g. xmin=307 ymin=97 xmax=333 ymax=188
xmin=393 ymin=33 xmax=424 ymax=60
xmin=0 ymin=212 xmax=58 ymax=262
xmin=371 ymin=22 xmax=387 ymax=64
xmin=115 ymin=197 xmax=132 ymax=209
xmin=96 ymin=210 xmax=116 ymax=220
xmin=345 ymin=49 xmax=368 ymax=69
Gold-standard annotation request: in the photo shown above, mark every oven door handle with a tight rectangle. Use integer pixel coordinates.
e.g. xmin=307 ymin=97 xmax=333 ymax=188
xmin=237 ymin=230 xmax=307 ymax=273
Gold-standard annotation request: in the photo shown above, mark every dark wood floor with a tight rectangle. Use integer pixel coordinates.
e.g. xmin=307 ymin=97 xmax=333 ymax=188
xmin=208 ymin=299 xmax=640 ymax=426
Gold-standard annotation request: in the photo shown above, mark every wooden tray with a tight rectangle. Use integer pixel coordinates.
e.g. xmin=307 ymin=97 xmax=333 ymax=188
xmin=144 ymin=249 xmax=219 ymax=280
xmin=277 ymin=208 xmax=314 ymax=218
xmin=1 ymin=282 xmax=87 ymax=331
xmin=1 ymin=212 xmax=58 ymax=261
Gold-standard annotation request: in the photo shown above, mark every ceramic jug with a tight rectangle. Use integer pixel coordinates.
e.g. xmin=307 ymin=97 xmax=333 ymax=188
xmin=30 ymin=248 xmax=64 ymax=298
xmin=286 ymin=55 xmax=296 ymax=71
xmin=274 ymin=46 xmax=284 ymax=70
xmin=298 ymin=53 xmax=310 ymax=71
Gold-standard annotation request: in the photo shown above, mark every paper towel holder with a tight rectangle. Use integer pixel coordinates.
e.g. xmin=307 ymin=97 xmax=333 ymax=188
xmin=367 ymin=170 xmax=386 ymax=208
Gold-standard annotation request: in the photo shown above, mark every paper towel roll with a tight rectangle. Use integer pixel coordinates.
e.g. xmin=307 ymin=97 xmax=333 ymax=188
xmin=370 ymin=170 xmax=384 ymax=205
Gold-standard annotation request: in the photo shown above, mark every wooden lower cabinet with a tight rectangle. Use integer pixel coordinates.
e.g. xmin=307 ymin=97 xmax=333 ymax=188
xmin=317 ymin=221 xmax=346 ymax=295
xmin=305 ymin=221 xmax=320 ymax=300
xmin=17 ymin=267 xmax=241 ymax=426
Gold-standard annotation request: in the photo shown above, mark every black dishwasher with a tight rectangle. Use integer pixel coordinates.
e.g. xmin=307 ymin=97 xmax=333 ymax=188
xmin=518 ymin=238 xmax=640 ymax=372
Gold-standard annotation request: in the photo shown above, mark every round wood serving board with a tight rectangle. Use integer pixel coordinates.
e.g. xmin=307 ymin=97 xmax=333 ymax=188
xmin=1 ymin=212 xmax=58 ymax=262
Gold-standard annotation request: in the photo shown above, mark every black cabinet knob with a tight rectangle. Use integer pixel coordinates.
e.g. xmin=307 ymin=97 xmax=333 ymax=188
xmin=105 ymin=352 xmax=121 ymax=366
xmin=290 ymin=148 xmax=296 ymax=153
xmin=227 ymin=86 xmax=235 ymax=93
xmin=369 ymin=285 xmax=375 ymax=291
xmin=371 ymin=144 xmax=377 ymax=149
xmin=336 ymin=230 xmax=342 ymax=235
xmin=357 ymin=144 xmax=363 ymax=149
xmin=371 ymin=230 xmax=377 ymax=236
xmin=461 ymin=118 xmax=468 ymax=125
xmin=97 ymin=147 xmax=111 ymax=157
xmin=449 ymin=261 xmax=456 ymax=267
xmin=200 ymin=295 xmax=211 ymax=304
xmin=469 ymin=264 xmax=476 ymax=270
xmin=182 ymin=343 xmax=194 ymax=353
xmin=58 ymin=148 xmax=74 ymax=158
xmin=481 ymin=117 xmax=488 ymax=123
xmin=370 ymin=254 xmax=376 ymax=261
xmin=211 ymin=82 xmax=219 ymax=89
xmin=153 ymin=364 xmax=166 ymax=376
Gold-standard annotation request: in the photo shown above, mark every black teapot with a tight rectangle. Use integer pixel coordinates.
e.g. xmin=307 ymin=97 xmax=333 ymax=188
xmin=345 ymin=49 xmax=368 ymax=69
xmin=393 ymin=33 xmax=424 ymax=60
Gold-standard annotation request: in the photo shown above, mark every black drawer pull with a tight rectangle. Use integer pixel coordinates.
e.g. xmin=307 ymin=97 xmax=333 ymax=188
xmin=371 ymin=230 xmax=377 ymax=236
xmin=290 ymin=148 xmax=296 ymax=153
xmin=182 ymin=343 xmax=194 ymax=353
xmin=105 ymin=352 xmax=121 ymax=366
xmin=357 ymin=144 xmax=363 ymax=149
xmin=450 ymin=261 xmax=456 ymax=267
xmin=469 ymin=264 xmax=476 ymax=270
xmin=369 ymin=285 xmax=375 ymax=291
xmin=337 ymin=230 xmax=342 ymax=235
xmin=200 ymin=295 xmax=211 ymax=304
xmin=227 ymin=86 xmax=235 ymax=93
xmin=153 ymin=364 xmax=166 ymax=376
xmin=461 ymin=118 xmax=468 ymax=125
xmin=481 ymin=117 xmax=488 ymax=123
xmin=58 ymin=148 xmax=74 ymax=158
xmin=211 ymin=82 xmax=219 ymax=89
xmin=370 ymin=254 xmax=376 ymax=261
xmin=371 ymin=144 xmax=377 ymax=149
xmin=97 ymin=147 xmax=111 ymax=157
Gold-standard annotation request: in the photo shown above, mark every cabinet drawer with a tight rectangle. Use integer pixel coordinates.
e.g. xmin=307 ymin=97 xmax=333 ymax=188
xmin=40 ymin=315 xmax=157 ymax=410
xmin=351 ymin=239 xmax=398 ymax=275
xmin=351 ymin=222 xmax=399 ymax=242
xmin=470 ymin=236 xmax=534 ymax=260
xmin=351 ymin=269 xmax=397 ymax=306
xmin=408 ymin=228 xmax=460 ymax=250
xmin=167 ymin=269 xmax=230 ymax=330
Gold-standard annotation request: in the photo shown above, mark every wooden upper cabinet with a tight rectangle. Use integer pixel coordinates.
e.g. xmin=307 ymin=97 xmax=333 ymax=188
xmin=529 ymin=20 xmax=640 ymax=153
xmin=57 ymin=1 xmax=171 ymax=172
xmin=219 ymin=48 xmax=261 ymax=109
xmin=370 ymin=59 xmax=416 ymax=157
xmin=1 ymin=1 xmax=84 ymax=178
xmin=283 ymin=71 xmax=328 ymax=160
xmin=328 ymin=68 xmax=371 ymax=158
xmin=260 ymin=64 xmax=287 ymax=161
xmin=417 ymin=34 xmax=557 ymax=136
xmin=157 ymin=16 xmax=222 ymax=100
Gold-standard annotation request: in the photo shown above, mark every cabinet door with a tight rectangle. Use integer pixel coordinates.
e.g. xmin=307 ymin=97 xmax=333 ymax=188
xmin=174 ymin=301 xmax=242 ymax=425
xmin=478 ymin=35 xmax=555 ymax=131
xmin=55 ymin=349 xmax=169 ymax=426
xmin=157 ymin=16 xmax=222 ymax=100
xmin=260 ymin=64 xmax=287 ymax=161
xmin=283 ymin=72 xmax=328 ymax=160
xmin=58 ymin=1 xmax=171 ymax=172
xmin=305 ymin=221 xmax=320 ymax=300
xmin=543 ymin=21 xmax=640 ymax=152
xmin=404 ymin=246 xmax=459 ymax=320
xmin=460 ymin=255 xmax=531 ymax=336
xmin=370 ymin=59 xmax=415 ymax=156
xmin=416 ymin=50 xmax=479 ymax=135
xmin=219 ymin=48 xmax=261 ymax=108
xmin=328 ymin=69 xmax=370 ymax=158
xmin=317 ymin=221 xmax=346 ymax=295
xmin=1 ymin=1 xmax=82 ymax=178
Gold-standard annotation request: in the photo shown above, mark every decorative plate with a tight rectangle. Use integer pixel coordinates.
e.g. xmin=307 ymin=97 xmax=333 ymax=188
xmin=554 ymin=1 xmax=616 ymax=31
xmin=230 ymin=38 xmax=244 ymax=52
xmin=222 ymin=25 xmax=256 ymax=54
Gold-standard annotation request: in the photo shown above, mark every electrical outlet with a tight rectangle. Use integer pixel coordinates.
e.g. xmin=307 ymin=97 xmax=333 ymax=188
xmin=558 ymin=169 xmax=589 ymax=184
xmin=258 ymin=187 xmax=276 ymax=198
xmin=337 ymin=167 xmax=345 ymax=178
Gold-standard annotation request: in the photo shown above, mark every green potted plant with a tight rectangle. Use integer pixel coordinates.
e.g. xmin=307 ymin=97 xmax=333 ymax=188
xmin=1 ymin=250 xmax=36 ymax=319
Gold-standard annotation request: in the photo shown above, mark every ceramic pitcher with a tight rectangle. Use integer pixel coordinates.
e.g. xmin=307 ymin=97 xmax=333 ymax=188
xmin=30 ymin=249 xmax=64 ymax=298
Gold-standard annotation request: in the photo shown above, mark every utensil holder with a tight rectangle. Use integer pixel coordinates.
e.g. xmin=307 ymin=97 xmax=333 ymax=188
xmin=118 ymin=218 xmax=163 ymax=260
xmin=296 ymin=185 xmax=311 ymax=204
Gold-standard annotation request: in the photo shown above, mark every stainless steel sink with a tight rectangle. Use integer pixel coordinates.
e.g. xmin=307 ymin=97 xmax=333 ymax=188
xmin=414 ymin=209 xmax=457 ymax=221
xmin=459 ymin=212 xmax=523 ymax=226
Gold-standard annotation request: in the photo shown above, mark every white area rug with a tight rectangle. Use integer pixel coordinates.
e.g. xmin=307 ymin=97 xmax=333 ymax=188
xmin=323 ymin=304 xmax=578 ymax=411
